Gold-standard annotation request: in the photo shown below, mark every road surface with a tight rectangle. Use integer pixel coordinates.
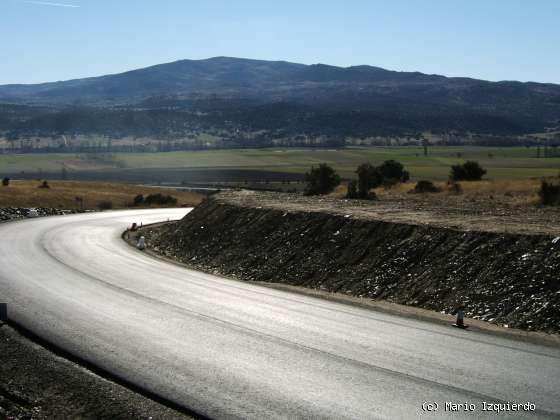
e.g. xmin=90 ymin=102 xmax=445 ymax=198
xmin=0 ymin=209 xmax=559 ymax=419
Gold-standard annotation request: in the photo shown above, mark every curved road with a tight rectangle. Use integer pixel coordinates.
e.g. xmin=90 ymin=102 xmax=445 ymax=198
xmin=0 ymin=210 xmax=559 ymax=419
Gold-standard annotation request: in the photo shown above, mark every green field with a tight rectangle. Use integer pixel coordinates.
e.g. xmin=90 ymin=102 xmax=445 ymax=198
xmin=1 ymin=146 xmax=559 ymax=181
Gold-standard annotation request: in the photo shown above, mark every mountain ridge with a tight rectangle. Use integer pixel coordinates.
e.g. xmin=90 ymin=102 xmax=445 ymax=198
xmin=3 ymin=56 xmax=558 ymax=89
xmin=1 ymin=56 xmax=558 ymax=106
xmin=1 ymin=57 xmax=559 ymax=138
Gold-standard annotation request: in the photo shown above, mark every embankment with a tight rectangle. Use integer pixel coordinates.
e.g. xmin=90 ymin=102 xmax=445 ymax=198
xmin=144 ymin=192 xmax=560 ymax=333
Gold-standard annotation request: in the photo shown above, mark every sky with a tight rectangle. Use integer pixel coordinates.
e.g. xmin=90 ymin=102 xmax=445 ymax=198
xmin=1 ymin=0 xmax=559 ymax=85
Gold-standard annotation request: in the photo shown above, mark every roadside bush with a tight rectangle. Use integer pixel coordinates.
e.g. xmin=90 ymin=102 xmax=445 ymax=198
xmin=378 ymin=160 xmax=410 ymax=183
xmin=410 ymin=180 xmax=441 ymax=193
xmin=38 ymin=180 xmax=50 ymax=189
xmin=539 ymin=180 xmax=560 ymax=205
xmin=450 ymin=161 xmax=486 ymax=181
xmin=132 ymin=194 xmax=145 ymax=206
xmin=75 ymin=196 xmax=84 ymax=211
xmin=2 ymin=177 xmax=9 ymax=186
xmin=382 ymin=177 xmax=400 ymax=189
xmin=97 ymin=200 xmax=113 ymax=210
xmin=352 ymin=160 xmax=409 ymax=197
xmin=304 ymin=163 xmax=341 ymax=196
xmin=356 ymin=163 xmax=383 ymax=199
xmin=144 ymin=193 xmax=178 ymax=205
xmin=447 ymin=181 xmax=463 ymax=194
xmin=346 ymin=180 xmax=358 ymax=199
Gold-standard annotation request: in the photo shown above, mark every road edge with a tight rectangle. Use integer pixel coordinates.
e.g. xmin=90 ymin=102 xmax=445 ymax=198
xmin=2 ymin=318 xmax=208 ymax=419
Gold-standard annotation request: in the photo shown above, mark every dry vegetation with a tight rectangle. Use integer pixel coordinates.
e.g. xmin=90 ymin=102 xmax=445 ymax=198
xmin=333 ymin=177 xmax=555 ymax=208
xmin=0 ymin=180 xmax=203 ymax=209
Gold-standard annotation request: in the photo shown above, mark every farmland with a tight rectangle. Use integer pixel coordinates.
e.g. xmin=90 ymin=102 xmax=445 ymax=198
xmin=1 ymin=146 xmax=559 ymax=185
xmin=0 ymin=180 xmax=203 ymax=210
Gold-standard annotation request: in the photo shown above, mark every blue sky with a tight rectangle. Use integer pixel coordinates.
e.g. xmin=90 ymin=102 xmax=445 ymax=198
xmin=1 ymin=0 xmax=559 ymax=85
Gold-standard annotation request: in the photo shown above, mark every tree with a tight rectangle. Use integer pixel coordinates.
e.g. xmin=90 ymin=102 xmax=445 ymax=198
xmin=1 ymin=177 xmax=9 ymax=186
xmin=356 ymin=163 xmax=382 ymax=198
xmin=450 ymin=161 xmax=487 ymax=181
xmin=346 ymin=180 xmax=358 ymax=198
xmin=304 ymin=163 xmax=341 ymax=196
xmin=378 ymin=159 xmax=409 ymax=183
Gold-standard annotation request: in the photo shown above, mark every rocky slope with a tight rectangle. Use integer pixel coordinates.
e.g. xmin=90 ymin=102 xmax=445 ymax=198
xmin=0 ymin=207 xmax=78 ymax=222
xmin=144 ymin=192 xmax=560 ymax=333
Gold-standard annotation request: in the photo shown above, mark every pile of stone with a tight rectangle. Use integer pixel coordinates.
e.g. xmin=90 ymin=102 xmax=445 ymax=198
xmin=0 ymin=207 xmax=78 ymax=222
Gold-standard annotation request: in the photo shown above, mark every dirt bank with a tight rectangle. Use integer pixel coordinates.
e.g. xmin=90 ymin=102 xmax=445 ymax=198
xmin=143 ymin=191 xmax=560 ymax=334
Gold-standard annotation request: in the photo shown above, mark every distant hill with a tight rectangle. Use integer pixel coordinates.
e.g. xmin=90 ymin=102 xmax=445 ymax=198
xmin=0 ymin=57 xmax=308 ymax=104
xmin=1 ymin=57 xmax=560 ymax=140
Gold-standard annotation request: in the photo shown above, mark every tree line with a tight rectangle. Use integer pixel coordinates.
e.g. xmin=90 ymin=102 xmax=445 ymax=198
xmin=304 ymin=160 xmax=487 ymax=198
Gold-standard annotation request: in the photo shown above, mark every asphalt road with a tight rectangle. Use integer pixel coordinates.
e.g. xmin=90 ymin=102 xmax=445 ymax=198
xmin=1 ymin=209 xmax=559 ymax=419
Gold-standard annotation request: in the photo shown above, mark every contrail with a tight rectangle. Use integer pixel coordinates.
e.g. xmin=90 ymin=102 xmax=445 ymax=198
xmin=17 ymin=0 xmax=80 ymax=7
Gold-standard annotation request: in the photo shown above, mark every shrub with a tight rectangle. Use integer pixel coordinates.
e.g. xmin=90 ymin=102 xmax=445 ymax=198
xmin=2 ymin=177 xmax=9 ymax=186
xmin=539 ymin=180 xmax=560 ymax=205
xmin=304 ymin=163 xmax=341 ymax=196
xmin=410 ymin=180 xmax=441 ymax=193
xmin=97 ymin=200 xmax=113 ymax=210
xmin=144 ymin=193 xmax=178 ymax=205
xmin=356 ymin=163 xmax=383 ymax=198
xmin=74 ymin=196 xmax=84 ymax=210
xmin=378 ymin=160 xmax=409 ymax=183
xmin=346 ymin=180 xmax=358 ymax=199
xmin=447 ymin=181 xmax=463 ymax=194
xmin=38 ymin=180 xmax=50 ymax=189
xmin=382 ymin=177 xmax=400 ymax=189
xmin=450 ymin=161 xmax=486 ymax=181
xmin=353 ymin=160 xmax=410 ymax=197
xmin=133 ymin=194 xmax=145 ymax=206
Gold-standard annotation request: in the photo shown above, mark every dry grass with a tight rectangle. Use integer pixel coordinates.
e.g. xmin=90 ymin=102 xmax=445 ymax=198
xmin=382 ymin=179 xmax=542 ymax=206
xmin=333 ymin=178 xmax=553 ymax=208
xmin=0 ymin=180 xmax=203 ymax=209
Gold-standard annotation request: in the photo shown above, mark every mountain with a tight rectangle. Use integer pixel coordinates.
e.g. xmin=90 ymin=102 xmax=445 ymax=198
xmin=0 ymin=57 xmax=307 ymax=104
xmin=1 ymin=57 xmax=560 ymax=138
